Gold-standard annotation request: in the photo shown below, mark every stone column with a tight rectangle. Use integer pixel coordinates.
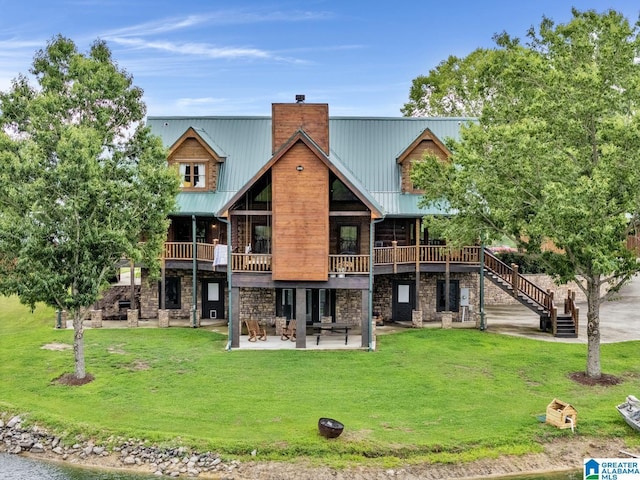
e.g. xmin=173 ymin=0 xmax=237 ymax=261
xmin=90 ymin=310 xmax=103 ymax=328
xmin=412 ymin=310 xmax=423 ymax=328
xmin=441 ymin=311 xmax=453 ymax=329
xmin=275 ymin=317 xmax=286 ymax=336
xmin=127 ymin=309 xmax=139 ymax=328
xmin=321 ymin=315 xmax=332 ymax=335
xmin=158 ymin=309 xmax=170 ymax=328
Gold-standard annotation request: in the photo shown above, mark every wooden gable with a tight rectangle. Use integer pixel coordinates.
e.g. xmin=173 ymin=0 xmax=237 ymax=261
xmin=396 ymin=128 xmax=451 ymax=194
xmin=168 ymin=127 xmax=224 ymax=192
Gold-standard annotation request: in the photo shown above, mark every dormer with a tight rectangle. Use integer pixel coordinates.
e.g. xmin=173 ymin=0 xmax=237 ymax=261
xmin=167 ymin=127 xmax=226 ymax=192
xmin=397 ymin=128 xmax=450 ymax=193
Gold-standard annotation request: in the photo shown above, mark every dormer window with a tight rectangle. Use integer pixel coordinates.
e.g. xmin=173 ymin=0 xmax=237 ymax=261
xmin=179 ymin=162 xmax=206 ymax=189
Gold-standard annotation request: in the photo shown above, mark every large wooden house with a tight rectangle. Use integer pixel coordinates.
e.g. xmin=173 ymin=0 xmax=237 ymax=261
xmin=130 ymin=97 xmax=575 ymax=348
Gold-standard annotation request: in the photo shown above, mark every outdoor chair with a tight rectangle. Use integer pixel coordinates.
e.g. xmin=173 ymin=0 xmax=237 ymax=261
xmin=281 ymin=319 xmax=296 ymax=341
xmin=244 ymin=319 xmax=267 ymax=342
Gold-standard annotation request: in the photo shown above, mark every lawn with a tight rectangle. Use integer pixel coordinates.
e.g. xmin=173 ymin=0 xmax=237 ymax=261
xmin=1 ymin=296 xmax=638 ymax=466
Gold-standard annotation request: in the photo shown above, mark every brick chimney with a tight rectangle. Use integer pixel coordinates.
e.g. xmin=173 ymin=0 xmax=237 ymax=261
xmin=272 ymin=96 xmax=329 ymax=154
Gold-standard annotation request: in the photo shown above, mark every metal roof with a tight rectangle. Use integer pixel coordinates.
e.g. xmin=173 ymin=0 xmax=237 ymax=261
xmin=147 ymin=115 xmax=470 ymax=218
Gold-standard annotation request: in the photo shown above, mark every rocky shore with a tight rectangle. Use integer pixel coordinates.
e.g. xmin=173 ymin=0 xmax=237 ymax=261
xmin=1 ymin=412 xmax=636 ymax=479
xmin=0 ymin=414 xmax=241 ymax=478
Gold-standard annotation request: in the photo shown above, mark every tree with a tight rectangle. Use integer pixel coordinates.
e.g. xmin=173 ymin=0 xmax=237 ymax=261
xmin=401 ymin=47 xmax=507 ymax=117
xmin=412 ymin=9 xmax=640 ymax=379
xmin=0 ymin=36 xmax=179 ymax=381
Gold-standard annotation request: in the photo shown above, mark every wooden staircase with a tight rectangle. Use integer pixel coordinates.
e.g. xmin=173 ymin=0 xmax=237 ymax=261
xmin=483 ymin=249 xmax=579 ymax=338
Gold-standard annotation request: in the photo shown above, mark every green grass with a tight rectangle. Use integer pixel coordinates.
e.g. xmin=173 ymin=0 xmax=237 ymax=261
xmin=1 ymin=295 xmax=639 ymax=467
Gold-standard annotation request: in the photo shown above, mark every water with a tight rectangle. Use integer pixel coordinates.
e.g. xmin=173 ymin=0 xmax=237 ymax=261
xmin=0 ymin=452 xmax=582 ymax=479
xmin=0 ymin=453 xmax=156 ymax=480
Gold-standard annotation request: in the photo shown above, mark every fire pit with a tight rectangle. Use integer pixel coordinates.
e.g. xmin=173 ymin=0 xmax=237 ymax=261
xmin=318 ymin=417 xmax=344 ymax=438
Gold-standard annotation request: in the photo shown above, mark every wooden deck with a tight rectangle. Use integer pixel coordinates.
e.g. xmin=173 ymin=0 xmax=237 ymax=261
xmin=164 ymin=242 xmax=482 ymax=273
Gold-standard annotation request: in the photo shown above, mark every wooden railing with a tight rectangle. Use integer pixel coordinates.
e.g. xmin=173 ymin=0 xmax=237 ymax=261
xmin=164 ymin=242 xmax=485 ymax=273
xmin=329 ymin=255 xmax=370 ymax=274
xmin=375 ymin=245 xmax=480 ymax=266
xmin=484 ymin=248 xmax=552 ymax=313
xmin=230 ymin=253 xmax=272 ymax=272
xmin=564 ymin=289 xmax=580 ymax=336
xmin=164 ymin=242 xmax=215 ymax=262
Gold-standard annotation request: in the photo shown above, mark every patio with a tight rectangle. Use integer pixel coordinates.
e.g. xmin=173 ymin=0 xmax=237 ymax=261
xmin=63 ymin=318 xmax=371 ymax=350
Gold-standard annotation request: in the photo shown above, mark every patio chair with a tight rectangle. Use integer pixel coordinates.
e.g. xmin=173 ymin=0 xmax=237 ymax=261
xmin=281 ymin=319 xmax=296 ymax=341
xmin=244 ymin=319 xmax=267 ymax=342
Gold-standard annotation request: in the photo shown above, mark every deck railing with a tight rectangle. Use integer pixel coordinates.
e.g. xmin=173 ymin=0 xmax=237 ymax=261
xmin=164 ymin=242 xmax=215 ymax=262
xmin=230 ymin=253 xmax=272 ymax=272
xmin=374 ymin=245 xmax=480 ymax=266
xmin=329 ymin=255 xmax=370 ymax=274
xmin=163 ymin=242 xmax=483 ymax=273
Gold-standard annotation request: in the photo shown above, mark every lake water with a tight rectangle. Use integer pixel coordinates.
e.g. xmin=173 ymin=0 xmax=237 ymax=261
xmin=0 ymin=452 xmax=582 ymax=479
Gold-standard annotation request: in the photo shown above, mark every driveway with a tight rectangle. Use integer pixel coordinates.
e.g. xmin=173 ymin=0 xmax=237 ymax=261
xmin=485 ymin=274 xmax=640 ymax=343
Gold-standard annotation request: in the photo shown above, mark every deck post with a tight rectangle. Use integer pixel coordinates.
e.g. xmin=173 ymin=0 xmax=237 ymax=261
xmin=479 ymin=243 xmax=486 ymax=330
xmin=295 ymin=288 xmax=306 ymax=349
xmin=392 ymin=240 xmax=398 ymax=274
xmin=191 ymin=215 xmax=198 ymax=328
xmin=415 ymin=218 xmax=421 ymax=317
xmin=511 ymin=263 xmax=519 ymax=298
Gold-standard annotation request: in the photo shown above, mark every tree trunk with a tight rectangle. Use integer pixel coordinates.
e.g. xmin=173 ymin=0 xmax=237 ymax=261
xmin=72 ymin=310 xmax=86 ymax=379
xmin=585 ymin=276 xmax=601 ymax=378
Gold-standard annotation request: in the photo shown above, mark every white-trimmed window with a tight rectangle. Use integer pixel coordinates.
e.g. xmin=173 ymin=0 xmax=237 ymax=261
xmin=179 ymin=162 xmax=206 ymax=189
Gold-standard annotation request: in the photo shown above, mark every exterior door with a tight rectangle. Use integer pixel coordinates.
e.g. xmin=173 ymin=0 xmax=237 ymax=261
xmin=202 ymin=279 xmax=224 ymax=319
xmin=392 ymin=280 xmax=415 ymax=321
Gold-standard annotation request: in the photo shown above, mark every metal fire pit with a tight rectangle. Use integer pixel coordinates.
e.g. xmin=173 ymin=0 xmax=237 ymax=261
xmin=318 ymin=417 xmax=344 ymax=438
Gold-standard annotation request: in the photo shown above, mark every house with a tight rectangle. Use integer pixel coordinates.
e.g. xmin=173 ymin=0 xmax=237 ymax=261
xmin=125 ymin=97 xmax=574 ymax=348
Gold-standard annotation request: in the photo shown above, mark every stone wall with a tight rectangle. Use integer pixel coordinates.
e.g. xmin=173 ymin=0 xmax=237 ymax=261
xmin=139 ymin=269 xmax=228 ymax=320
xmin=373 ymin=272 xmax=479 ymax=323
xmin=484 ymin=274 xmax=588 ymax=305
xmin=335 ymin=290 xmax=362 ymax=326
xmin=239 ymin=288 xmax=276 ymax=325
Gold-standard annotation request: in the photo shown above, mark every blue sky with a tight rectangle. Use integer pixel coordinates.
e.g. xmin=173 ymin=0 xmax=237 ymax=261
xmin=1 ymin=0 xmax=639 ymax=117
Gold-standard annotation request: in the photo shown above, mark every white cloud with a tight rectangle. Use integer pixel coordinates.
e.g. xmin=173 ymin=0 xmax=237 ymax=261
xmin=109 ymin=37 xmax=273 ymax=60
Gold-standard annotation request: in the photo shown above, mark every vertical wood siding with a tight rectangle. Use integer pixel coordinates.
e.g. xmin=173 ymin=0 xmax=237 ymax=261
xmin=272 ymin=141 xmax=329 ymax=280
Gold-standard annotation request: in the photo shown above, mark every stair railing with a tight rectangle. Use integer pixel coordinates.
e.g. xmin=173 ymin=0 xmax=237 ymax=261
xmin=483 ymin=249 xmax=553 ymax=315
xmin=564 ymin=289 xmax=579 ymax=336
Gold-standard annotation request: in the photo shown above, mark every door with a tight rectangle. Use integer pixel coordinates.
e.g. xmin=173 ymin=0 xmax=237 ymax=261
xmin=202 ymin=279 xmax=224 ymax=319
xmin=305 ymin=289 xmax=335 ymax=325
xmin=392 ymin=280 xmax=415 ymax=321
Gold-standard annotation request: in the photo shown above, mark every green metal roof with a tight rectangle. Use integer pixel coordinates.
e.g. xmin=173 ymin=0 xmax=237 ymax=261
xmin=147 ymin=115 xmax=470 ymax=218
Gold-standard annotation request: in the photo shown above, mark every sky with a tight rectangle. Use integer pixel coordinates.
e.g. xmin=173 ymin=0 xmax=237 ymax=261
xmin=1 ymin=0 xmax=639 ymax=118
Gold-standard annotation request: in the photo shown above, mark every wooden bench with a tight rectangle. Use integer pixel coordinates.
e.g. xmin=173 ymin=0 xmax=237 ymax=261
xmin=312 ymin=322 xmax=351 ymax=345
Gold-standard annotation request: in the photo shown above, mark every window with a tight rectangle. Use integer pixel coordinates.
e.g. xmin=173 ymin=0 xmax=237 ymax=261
xmin=159 ymin=277 xmax=181 ymax=309
xmin=179 ymin=162 xmax=206 ymax=188
xmin=276 ymin=288 xmax=295 ymax=319
xmin=331 ymin=178 xmax=358 ymax=202
xmin=253 ymin=225 xmax=271 ymax=254
xmin=339 ymin=225 xmax=358 ymax=254
xmin=436 ymin=279 xmax=459 ymax=312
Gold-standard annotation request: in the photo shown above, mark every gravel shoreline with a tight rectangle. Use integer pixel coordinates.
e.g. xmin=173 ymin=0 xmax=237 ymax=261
xmin=1 ymin=413 xmax=635 ymax=479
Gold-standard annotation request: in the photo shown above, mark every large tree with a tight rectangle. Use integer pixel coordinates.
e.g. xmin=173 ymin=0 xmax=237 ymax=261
xmin=412 ymin=9 xmax=640 ymax=378
xmin=401 ymin=47 xmax=505 ymax=117
xmin=0 ymin=36 xmax=179 ymax=381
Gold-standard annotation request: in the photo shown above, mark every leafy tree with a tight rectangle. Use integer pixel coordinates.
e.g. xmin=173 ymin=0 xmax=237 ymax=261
xmin=412 ymin=9 xmax=640 ymax=378
xmin=0 ymin=36 xmax=179 ymax=381
xmin=401 ymin=48 xmax=506 ymax=117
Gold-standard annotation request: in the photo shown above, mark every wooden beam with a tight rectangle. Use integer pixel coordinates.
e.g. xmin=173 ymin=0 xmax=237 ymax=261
xmin=229 ymin=210 xmax=272 ymax=216
xmin=329 ymin=211 xmax=371 ymax=217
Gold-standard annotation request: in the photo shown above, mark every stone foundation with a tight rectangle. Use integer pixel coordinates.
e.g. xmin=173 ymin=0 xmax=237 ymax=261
xmin=412 ymin=310 xmax=423 ymax=328
xmin=158 ymin=309 xmax=170 ymax=328
xmin=127 ymin=309 xmax=138 ymax=328
xmin=441 ymin=311 xmax=453 ymax=329
xmin=90 ymin=310 xmax=102 ymax=328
